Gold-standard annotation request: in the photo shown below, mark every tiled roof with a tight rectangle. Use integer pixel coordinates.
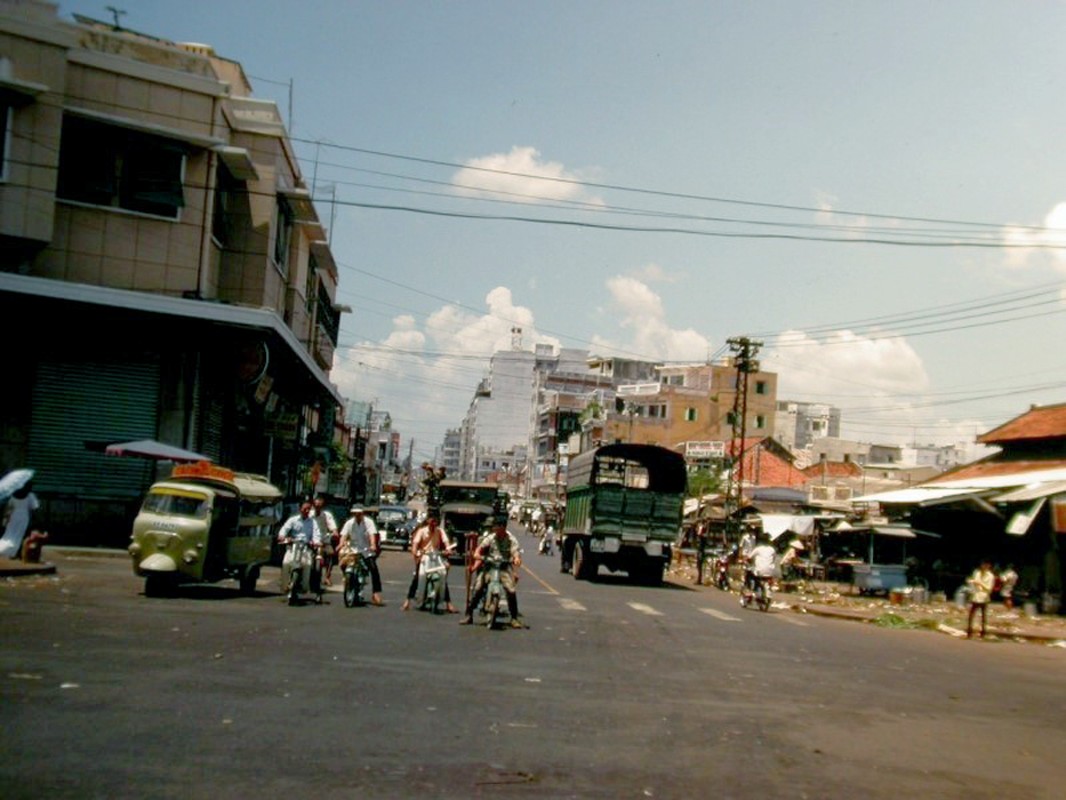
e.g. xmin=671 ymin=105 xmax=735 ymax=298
xmin=925 ymin=457 xmax=1066 ymax=484
xmin=802 ymin=461 xmax=864 ymax=479
xmin=977 ymin=403 xmax=1066 ymax=444
xmin=738 ymin=444 xmax=809 ymax=488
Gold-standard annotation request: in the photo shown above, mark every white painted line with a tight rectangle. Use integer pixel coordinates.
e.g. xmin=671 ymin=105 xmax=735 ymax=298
xmin=558 ymin=598 xmax=587 ymax=612
xmin=627 ymin=602 xmax=663 ymax=616
xmin=774 ymin=613 xmax=811 ymax=627
xmin=699 ymin=607 xmax=742 ymax=622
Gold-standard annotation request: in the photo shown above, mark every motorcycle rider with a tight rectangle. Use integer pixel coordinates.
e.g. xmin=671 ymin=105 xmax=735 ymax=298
xmin=312 ymin=497 xmax=339 ymax=586
xmin=278 ymin=501 xmax=320 ymax=595
xmin=460 ymin=521 xmax=525 ymax=628
xmin=743 ymin=532 xmax=777 ymax=605
xmin=401 ymin=515 xmax=458 ymax=613
xmin=337 ymin=505 xmax=384 ymax=606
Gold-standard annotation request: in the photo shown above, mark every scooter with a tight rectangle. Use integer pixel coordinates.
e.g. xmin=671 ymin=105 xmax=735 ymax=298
xmin=538 ymin=529 xmax=555 ymax=556
xmin=481 ymin=556 xmax=510 ymax=629
xmin=417 ymin=550 xmax=449 ymax=613
xmin=341 ymin=551 xmax=371 ymax=608
xmin=283 ymin=536 xmax=323 ymax=606
xmin=740 ymin=574 xmax=772 ymax=612
xmin=713 ymin=551 xmax=731 ymax=591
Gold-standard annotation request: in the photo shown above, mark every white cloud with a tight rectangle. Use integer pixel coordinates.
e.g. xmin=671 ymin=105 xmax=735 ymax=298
xmin=1004 ymin=202 xmax=1066 ymax=271
xmin=330 ymin=287 xmax=558 ymax=460
xmin=591 ymin=276 xmax=711 ymax=361
xmin=452 ymin=146 xmax=603 ymax=205
xmin=762 ymin=331 xmax=991 ymax=448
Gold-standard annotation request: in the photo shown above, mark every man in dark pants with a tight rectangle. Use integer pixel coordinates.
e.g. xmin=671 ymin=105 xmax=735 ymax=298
xmin=460 ymin=522 xmax=525 ymax=629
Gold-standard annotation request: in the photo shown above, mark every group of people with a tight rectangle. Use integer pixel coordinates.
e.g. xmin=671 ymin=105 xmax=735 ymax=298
xmin=276 ymin=499 xmax=526 ymax=628
xmin=277 ymin=499 xmax=382 ymax=605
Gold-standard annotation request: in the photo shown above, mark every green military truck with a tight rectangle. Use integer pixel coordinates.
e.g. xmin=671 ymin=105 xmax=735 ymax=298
xmin=560 ymin=443 xmax=687 ymax=585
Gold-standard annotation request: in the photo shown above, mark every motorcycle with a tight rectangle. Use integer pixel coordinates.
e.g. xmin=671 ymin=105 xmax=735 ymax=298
xmin=740 ymin=574 xmax=772 ymax=612
xmin=713 ymin=550 xmax=732 ymax=591
xmin=481 ymin=556 xmax=510 ymax=629
xmin=538 ymin=528 xmax=555 ymax=556
xmin=417 ymin=549 xmax=449 ymax=613
xmin=341 ymin=551 xmax=371 ymax=608
xmin=282 ymin=536 xmax=323 ymax=606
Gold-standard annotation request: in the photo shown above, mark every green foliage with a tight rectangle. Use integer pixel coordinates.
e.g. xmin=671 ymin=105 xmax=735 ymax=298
xmin=687 ymin=468 xmax=721 ymax=498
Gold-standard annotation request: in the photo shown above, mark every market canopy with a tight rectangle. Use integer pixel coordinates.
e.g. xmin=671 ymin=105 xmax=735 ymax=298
xmin=102 ymin=439 xmax=210 ymax=463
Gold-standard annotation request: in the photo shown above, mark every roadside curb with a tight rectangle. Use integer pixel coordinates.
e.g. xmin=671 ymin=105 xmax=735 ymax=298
xmin=0 ymin=559 xmax=57 ymax=577
xmin=790 ymin=602 xmax=1066 ymax=645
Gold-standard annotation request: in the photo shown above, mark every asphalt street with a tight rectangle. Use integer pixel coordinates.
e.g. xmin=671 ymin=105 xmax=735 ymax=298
xmin=1 ymin=529 xmax=1064 ymax=799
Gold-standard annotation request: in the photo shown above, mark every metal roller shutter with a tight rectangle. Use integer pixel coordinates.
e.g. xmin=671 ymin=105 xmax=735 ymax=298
xmin=29 ymin=357 xmax=161 ymax=498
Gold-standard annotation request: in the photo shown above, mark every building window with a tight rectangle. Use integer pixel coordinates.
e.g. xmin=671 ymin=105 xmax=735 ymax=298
xmin=755 ymin=415 xmax=766 ymax=429
xmin=273 ymin=196 xmax=293 ymax=274
xmin=685 ymin=407 xmax=698 ymax=422
xmin=0 ymin=103 xmax=10 ymax=182
xmin=755 ymin=381 xmax=768 ymax=395
xmin=211 ymin=163 xmax=238 ymax=246
xmin=57 ymin=116 xmax=186 ymax=219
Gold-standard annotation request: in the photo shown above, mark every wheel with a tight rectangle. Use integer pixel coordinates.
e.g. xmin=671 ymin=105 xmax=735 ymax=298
xmin=636 ymin=561 xmax=664 ymax=586
xmin=144 ymin=574 xmax=172 ymax=597
xmin=288 ymin=572 xmax=301 ymax=606
xmin=239 ymin=565 xmax=260 ymax=596
xmin=343 ymin=571 xmax=357 ymax=608
xmin=485 ymin=594 xmax=500 ymax=629
xmin=572 ymin=540 xmax=590 ymax=580
xmin=758 ymin=587 xmax=771 ymax=612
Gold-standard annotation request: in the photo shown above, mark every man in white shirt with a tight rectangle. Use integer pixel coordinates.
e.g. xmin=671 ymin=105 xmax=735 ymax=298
xmin=277 ymin=502 xmax=319 ymax=594
xmin=338 ymin=505 xmax=383 ymax=606
xmin=312 ymin=497 xmax=339 ymax=586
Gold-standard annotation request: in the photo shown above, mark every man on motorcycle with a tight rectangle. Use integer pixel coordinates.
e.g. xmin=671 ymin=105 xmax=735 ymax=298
xmin=278 ymin=502 xmax=320 ymax=595
xmin=743 ymin=532 xmax=777 ymax=604
xmin=402 ymin=516 xmax=458 ymax=613
xmin=460 ymin=522 xmax=525 ymax=628
xmin=337 ymin=505 xmax=383 ymax=606
xmin=312 ymin=497 xmax=339 ymax=586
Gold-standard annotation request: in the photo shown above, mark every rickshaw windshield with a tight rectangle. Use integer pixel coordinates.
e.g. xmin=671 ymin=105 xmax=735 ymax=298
xmin=142 ymin=490 xmax=210 ymax=519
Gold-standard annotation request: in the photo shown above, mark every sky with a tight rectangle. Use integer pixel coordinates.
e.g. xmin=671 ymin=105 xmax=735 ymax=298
xmin=60 ymin=0 xmax=1066 ymax=463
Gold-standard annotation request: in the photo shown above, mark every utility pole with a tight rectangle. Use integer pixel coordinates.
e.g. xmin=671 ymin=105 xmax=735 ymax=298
xmin=724 ymin=336 xmax=762 ymax=544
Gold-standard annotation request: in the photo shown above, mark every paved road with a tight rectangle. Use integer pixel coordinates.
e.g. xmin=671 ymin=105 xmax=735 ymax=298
xmin=1 ymin=533 xmax=1064 ymax=799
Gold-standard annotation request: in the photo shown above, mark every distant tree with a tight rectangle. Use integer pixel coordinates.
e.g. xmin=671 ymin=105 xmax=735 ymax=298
xmin=687 ymin=467 xmax=721 ymax=498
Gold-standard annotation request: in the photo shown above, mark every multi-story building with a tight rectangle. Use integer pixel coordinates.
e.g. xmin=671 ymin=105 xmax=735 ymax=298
xmin=0 ymin=4 xmax=343 ymax=542
xmin=604 ymin=361 xmax=778 ymax=453
xmin=774 ymin=400 xmax=841 ymax=451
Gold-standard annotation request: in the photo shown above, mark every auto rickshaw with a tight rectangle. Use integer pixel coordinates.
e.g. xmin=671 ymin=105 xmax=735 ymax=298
xmin=128 ymin=461 xmax=282 ymax=596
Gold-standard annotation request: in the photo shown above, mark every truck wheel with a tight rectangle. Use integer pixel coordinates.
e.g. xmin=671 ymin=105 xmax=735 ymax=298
xmin=638 ymin=561 xmax=664 ymax=586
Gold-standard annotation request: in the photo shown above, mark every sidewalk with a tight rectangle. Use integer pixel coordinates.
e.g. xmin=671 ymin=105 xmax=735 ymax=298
xmin=670 ymin=561 xmax=1066 ymax=646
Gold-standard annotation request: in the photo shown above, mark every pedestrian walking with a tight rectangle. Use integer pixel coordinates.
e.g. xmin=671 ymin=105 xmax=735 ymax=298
xmin=966 ymin=559 xmax=996 ymax=639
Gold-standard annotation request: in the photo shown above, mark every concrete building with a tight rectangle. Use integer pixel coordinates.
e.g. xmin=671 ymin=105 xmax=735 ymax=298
xmin=0 ymin=4 xmax=343 ymax=543
xmin=604 ymin=361 xmax=779 ymax=453
xmin=774 ymin=400 xmax=841 ymax=451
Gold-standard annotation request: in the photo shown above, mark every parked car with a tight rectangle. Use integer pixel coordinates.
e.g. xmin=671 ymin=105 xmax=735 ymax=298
xmin=375 ymin=505 xmax=413 ymax=550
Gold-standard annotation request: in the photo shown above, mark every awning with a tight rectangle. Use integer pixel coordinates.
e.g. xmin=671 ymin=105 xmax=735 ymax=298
xmin=994 ymin=480 xmax=1066 ymax=504
xmin=104 ymin=439 xmax=210 ymax=463
xmin=1 ymin=272 xmax=343 ymax=405
xmin=851 ymin=486 xmax=988 ymax=505
xmin=759 ymin=514 xmax=817 ymax=540
xmin=214 ymin=145 xmax=259 ymax=181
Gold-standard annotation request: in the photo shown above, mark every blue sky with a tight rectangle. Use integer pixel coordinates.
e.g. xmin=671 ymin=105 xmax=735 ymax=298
xmin=60 ymin=1 xmax=1066 ymax=461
